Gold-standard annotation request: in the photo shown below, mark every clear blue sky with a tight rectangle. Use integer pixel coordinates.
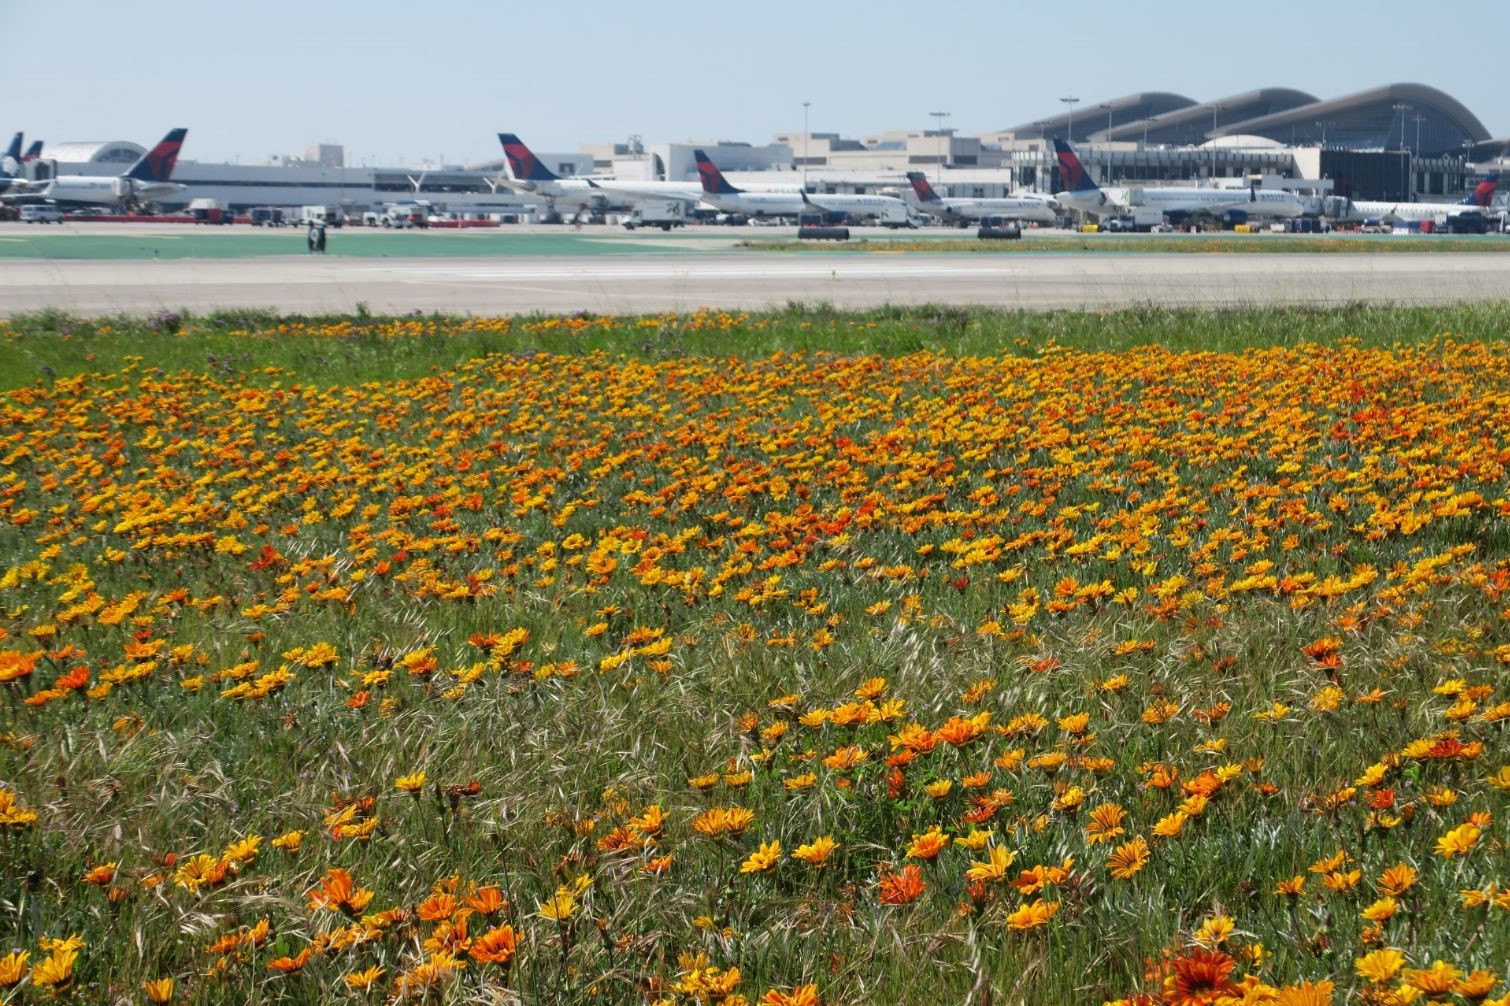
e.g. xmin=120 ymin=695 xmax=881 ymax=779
xmin=2 ymin=0 xmax=1501 ymax=166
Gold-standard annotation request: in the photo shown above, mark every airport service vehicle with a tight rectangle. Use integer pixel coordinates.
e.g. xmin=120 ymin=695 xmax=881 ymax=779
xmin=904 ymin=172 xmax=1057 ymax=225
xmin=695 ymin=150 xmax=910 ymax=225
xmin=20 ymin=204 xmax=64 ymax=224
xmin=623 ymin=199 xmax=685 ymax=231
xmin=1102 ymin=207 xmax=1167 ymax=232
xmin=188 ymin=198 xmax=233 ymax=225
xmin=300 ymin=205 xmax=346 ymax=228
xmin=1338 ymin=175 xmax=1498 ymax=229
xmin=381 ymin=200 xmax=430 ymax=228
xmin=249 ymin=207 xmax=287 ymax=227
xmin=1053 ymin=138 xmax=1304 ymax=226
xmin=2 ymin=129 xmax=188 ymax=211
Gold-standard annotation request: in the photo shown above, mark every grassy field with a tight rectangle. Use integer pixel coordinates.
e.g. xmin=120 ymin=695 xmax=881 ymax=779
xmin=741 ymin=234 xmax=1510 ymax=254
xmin=0 ymin=306 xmax=1506 ymax=1005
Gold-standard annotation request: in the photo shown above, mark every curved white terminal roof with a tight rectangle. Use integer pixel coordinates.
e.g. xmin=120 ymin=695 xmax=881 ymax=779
xmin=43 ymin=141 xmax=146 ymax=164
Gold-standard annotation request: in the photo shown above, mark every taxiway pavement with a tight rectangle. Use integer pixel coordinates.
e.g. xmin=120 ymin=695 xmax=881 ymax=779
xmin=2 ymin=251 xmax=1508 ymax=316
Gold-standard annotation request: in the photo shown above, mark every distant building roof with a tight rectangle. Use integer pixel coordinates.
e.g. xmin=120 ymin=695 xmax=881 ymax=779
xmin=43 ymin=141 xmax=145 ymax=165
xmin=1211 ymin=83 xmax=1490 ymax=154
xmin=1095 ymin=88 xmax=1318 ymax=145
xmin=1001 ymin=93 xmax=1197 ymax=142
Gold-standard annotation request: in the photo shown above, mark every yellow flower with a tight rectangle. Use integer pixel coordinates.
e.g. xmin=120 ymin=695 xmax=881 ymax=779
xmin=792 ymin=835 xmax=837 ymax=867
xmin=30 ymin=947 xmax=78 ymax=991
xmin=271 ymin=829 xmax=304 ymax=852
xmin=143 ymin=977 xmax=175 ymax=1003
xmin=964 ymin=844 xmax=1017 ymax=884
xmin=1193 ymin=914 xmax=1234 ymax=949
xmin=1005 ymin=898 xmax=1059 ymax=931
xmin=906 ymin=825 xmax=950 ymax=860
xmin=740 ymin=841 xmax=782 ymax=874
xmin=395 ymin=771 xmax=427 ymax=793
xmin=1434 ymin=822 xmax=1480 ymax=859
xmin=1107 ymin=836 xmax=1150 ymax=880
xmin=537 ymin=886 xmax=578 ymax=922
xmin=0 ymin=951 xmax=29 ymax=987
xmin=1355 ymin=948 xmax=1406 ymax=984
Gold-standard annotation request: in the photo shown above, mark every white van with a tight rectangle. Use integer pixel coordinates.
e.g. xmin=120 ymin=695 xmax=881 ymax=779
xmin=20 ymin=205 xmax=65 ymax=224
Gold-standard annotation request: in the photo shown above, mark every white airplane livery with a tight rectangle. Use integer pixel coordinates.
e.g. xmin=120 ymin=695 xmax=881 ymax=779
xmin=5 ymin=129 xmax=188 ymax=209
xmin=1345 ymin=175 xmax=1498 ymax=225
xmin=696 ymin=150 xmax=911 ymax=225
xmin=1052 ymin=138 xmax=1304 ymax=224
xmin=904 ymin=172 xmax=1058 ymax=224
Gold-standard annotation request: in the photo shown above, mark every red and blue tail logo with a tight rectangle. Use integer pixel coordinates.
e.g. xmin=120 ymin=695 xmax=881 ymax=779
xmin=498 ymin=133 xmax=559 ymax=182
xmin=1052 ymin=138 xmax=1099 ymax=193
xmin=126 ymin=128 xmax=187 ymax=182
xmin=694 ymin=150 xmax=740 ymax=196
xmin=905 ymin=171 xmax=941 ymax=203
xmin=22 ymin=140 xmax=42 ymax=161
xmin=1465 ymin=174 xmax=1498 ymax=207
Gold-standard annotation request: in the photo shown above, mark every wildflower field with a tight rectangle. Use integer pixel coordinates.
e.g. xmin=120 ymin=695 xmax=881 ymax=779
xmin=0 ymin=305 xmax=1507 ymax=1005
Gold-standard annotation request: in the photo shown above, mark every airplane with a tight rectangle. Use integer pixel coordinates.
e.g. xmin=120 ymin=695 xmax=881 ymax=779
xmin=0 ymin=133 xmax=21 ymax=193
xmin=695 ymin=150 xmax=912 ymax=225
xmin=499 ymin=133 xmax=803 ymax=213
xmin=1344 ymin=175 xmax=1498 ymax=226
xmin=495 ymin=133 xmax=628 ymax=220
xmin=904 ymin=171 xmax=1057 ymax=225
xmin=4 ymin=129 xmax=188 ymax=210
xmin=22 ymin=140 xmax=43 ymax=162
xmin=1053 ymin=138 xmax=1304 ymax=225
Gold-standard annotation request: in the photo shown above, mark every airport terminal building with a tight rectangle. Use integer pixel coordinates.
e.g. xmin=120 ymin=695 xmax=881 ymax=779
xmin=18 ymin=82 xmax=1506 ymax=217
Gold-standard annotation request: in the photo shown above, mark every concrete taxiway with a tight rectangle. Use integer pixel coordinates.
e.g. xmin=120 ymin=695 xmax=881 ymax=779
xmin=2 ymin=251 xmax=1508 ymax=316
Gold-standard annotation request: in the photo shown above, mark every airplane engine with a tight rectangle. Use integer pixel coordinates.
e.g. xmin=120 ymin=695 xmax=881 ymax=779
xmin=1223 ymin=209 xmax=1249 ymax=226
xmin=112 ymin=177 xmax=131 ymax=201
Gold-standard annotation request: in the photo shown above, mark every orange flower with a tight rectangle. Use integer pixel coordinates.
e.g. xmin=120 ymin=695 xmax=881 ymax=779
xmin=307 ymin=867 xmax=375 ymax=916
xmin=878 ymin=864 xmax=926 ymax=906
xmin=468 ymin=924 xmax=519 ymax=965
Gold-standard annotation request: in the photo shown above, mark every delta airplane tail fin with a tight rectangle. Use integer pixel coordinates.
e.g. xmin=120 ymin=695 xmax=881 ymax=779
xmin=694 ymin=150 xmax=740 ymax=196
xmin=23 ymin=141 xmax=42 ymax=161
xmin=125 ymin=128 xmax=187 ymax=182
xmin=4 ymin=133 xmax=21 ymax=162
xmin=497 ymin=133 xmax=559 ymax=183
xmin=905 ymin=171 xmax=942 ymax=203
xmin=1052 ymin=138 xmax=1100 ymax=194
xmin=1464 ymin=174 xmax=1498 ymax=207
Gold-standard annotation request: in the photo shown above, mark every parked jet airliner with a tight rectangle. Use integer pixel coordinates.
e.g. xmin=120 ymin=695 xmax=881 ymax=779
xmin=695 ymin=151 xmax=910 ymax=225
xmin=1053 ymin=138 xmax=1304 ymax=224
xmin=1345 ymin=175 xmax=1498 ymax=226
xmin=4 ymin=129 xmax=188 ymax=209
xmin=904 ymin=172 xmax=1057 ymax=224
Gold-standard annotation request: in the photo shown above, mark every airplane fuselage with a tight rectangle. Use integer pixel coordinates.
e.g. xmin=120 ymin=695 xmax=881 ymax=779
xmin=6 ymin=175 xmax=186 ymax=206
xmin=915 ymin=196 xmax=1058 ymax=224
xmin=1345 ymin=200 xmax=1487 ymax=224
xmin=1058 ymin=185 xmax=1304 ymax=220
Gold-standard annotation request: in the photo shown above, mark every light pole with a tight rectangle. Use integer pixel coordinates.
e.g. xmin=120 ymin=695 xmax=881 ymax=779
xmin=801 ymin=100 xmax=811 ymax=191
xmin=1210 ymin=105 xmax=1225 ymax=180
xmin=1390 ymin=102 xmax=1410 ymax=150
xmin=1391 ymin=103 xmax=1411 ymax=200
xmin=1059 ymin=96 xmax=1079 ymax=142
xmin=1411 ymin=113 xmax=1425 ymax=201
xmin=929 ymin=110 xmax=950 ymax=189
